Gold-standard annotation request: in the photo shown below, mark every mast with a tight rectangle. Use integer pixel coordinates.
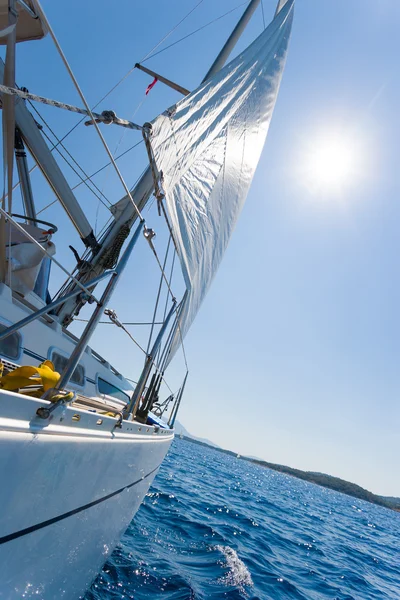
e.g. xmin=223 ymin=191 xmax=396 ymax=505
xmin=275 ymin=0 xmax=291 ymax=17
xmin=14 ymin=128 xmax=36 ymax=220
xmin=202 ymin=0 xmax=261 ymax=82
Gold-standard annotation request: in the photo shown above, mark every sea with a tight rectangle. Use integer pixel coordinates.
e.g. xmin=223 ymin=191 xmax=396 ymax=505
xmin=85 ymin=438 xmax=400 ymax=600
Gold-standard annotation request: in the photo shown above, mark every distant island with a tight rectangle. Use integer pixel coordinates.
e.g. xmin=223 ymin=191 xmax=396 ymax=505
xmin=176 ymin=432 xmax=400 ymax=512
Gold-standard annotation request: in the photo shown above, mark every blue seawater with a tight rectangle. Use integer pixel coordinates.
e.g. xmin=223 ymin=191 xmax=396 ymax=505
xmin=85 ymin=438 xmax=400 ymax=599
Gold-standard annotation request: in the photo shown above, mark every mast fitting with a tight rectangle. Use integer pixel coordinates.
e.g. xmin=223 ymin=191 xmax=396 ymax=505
xmin=135 ymin=63 xmax=190 ymax=97
xmin=143 ymin=228 xmax=156 ymax=242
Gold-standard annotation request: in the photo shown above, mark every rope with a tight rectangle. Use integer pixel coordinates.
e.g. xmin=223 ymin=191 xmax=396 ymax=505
xmin=11 ymin=3 xmax=190 ymax=376
xmin=14 ymin=0 xmax=247 ymax=221
xmin=159 ymin=199 xmax=179 ymax=254
xmin=0 ymin=83 xmax=142 ymax=130
xmin=98 ymin=223 xmax=130 ymax=270
xmin=261 ymin=0 xmax=266 ymax=29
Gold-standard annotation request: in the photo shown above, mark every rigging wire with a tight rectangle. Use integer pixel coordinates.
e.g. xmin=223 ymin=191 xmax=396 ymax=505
xmin=102 ymin=310 xmax=174 ymax=395
xmin=28 ymin=0 xmax=209 ymax=225
xmin=145 ymin=236 xmax=176 ymax=304
xmin=94 ymin=94 xmax=148 ymax=234
xmin=74 ymin=319 xmax=164 ymax=326
xmin=142 ymin=1 xmax=249 ymax=63
xmin=261 ymin=0 xmax=266 ymax=29
xmin=88 ymin=0 xmax=206 ymax=111
xmin=157 ymin=247 xmax=177 ymax=365
xmin=140 ymin=0 xmax=206 ymax=62
xmin=39 ymin=127 xmax=111 ymax=211
xmin=36 ymin=140 xmax=144 ymax=216
xmin=29 ymin=102 xmax=111 ymax=207
xmin=104 ymin=313 xmax=148 ymax=356
xmin=146 ymin=235 xmax=172 ymax=355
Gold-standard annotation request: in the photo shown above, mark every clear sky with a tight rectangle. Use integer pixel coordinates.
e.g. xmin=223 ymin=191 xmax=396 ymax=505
xmin=5 ymin=0 xmax=399 ymax=495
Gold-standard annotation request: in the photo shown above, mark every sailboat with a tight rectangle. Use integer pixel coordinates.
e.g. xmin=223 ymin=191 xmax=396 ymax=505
xmin=0 ymin=0 xmax=294 ymax=597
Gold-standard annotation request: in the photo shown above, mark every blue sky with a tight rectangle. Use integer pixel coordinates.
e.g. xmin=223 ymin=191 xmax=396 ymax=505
xmin=5 ymin=0 xmax=399 ymax=495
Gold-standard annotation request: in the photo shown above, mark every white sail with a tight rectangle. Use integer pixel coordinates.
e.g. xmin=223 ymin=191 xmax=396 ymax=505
xmin=151 ymin=0 xmax=294 ymax=362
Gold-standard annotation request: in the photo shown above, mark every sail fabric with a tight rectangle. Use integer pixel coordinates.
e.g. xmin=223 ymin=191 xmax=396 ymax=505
xmin=151 ymin=0 xmax=294 ymax=363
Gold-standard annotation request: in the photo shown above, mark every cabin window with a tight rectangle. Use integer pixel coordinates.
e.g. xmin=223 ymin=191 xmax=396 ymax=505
xmin=97 ymin=377 xmax=129 ymax=403
xmin=51 ymin=352 xmax=85 ymax=386
xmin=0 ymin=324 xmax=21 ymax=360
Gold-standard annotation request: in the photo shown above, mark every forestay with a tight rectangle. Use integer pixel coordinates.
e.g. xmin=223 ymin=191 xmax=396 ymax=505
xmin=151 ymin=0 xmax=294 ymax=363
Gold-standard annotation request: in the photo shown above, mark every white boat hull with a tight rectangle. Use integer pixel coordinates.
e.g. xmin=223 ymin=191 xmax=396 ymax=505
xmin=0 ymin=390 xmax=173 ymax=599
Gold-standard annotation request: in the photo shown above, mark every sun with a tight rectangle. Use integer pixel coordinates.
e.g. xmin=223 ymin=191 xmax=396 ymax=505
xmin=300 ymin=129 xmax=363 ymax=196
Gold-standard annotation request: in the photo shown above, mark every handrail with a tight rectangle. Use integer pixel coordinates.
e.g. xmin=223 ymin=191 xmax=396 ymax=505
xmin=0 ymin=270 xmax=114 ymax=341
xmin=11 ymin=213 xmax=58 ymax=234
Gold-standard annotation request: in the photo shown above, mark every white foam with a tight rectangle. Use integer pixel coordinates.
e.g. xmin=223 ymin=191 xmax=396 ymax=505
xmin=216 ymin=545 xmax=253 ymax=590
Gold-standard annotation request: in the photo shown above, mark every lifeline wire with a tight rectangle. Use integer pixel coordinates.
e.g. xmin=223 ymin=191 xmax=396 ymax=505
xmin=104 ymin=310 xmax=174 ymax=395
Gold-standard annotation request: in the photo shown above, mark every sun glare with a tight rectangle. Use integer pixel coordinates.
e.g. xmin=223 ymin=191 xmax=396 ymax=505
xmin=300 ymin=130 xmax=363 ymax=196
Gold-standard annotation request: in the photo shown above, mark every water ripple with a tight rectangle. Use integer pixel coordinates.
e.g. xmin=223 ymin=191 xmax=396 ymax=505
xmin=85 ymin=439 xmax=400 ymax=600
